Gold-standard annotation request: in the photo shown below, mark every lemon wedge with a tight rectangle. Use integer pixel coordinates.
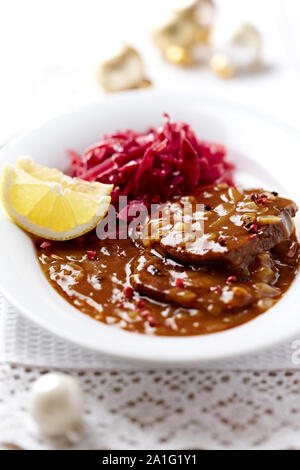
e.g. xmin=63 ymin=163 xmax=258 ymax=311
xmin=1 ymin=157 xmax=113 ymax=240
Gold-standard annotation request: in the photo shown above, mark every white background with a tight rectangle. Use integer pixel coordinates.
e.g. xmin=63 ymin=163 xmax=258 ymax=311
xmin=0 ymin=0 xmax=299 ymax=144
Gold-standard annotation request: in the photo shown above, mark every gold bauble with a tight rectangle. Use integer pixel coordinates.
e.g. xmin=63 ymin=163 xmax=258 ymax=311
xmin=210 ymin=21 xmax=262 ymax=79
xmin=96 ymin=44 xmax=152 ymax=92
xmin=165 ymin=44 xmax=193 ymax=66
xmin=152 ymin=0 xmax=215 ymax=66
xmin=210 ymin=53 xmax=235 ymax=79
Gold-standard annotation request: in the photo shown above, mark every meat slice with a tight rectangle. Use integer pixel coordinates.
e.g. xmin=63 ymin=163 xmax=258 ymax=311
xmin=141 ymin=184 xmax=297 ymax=272
xmin=130 ymin=249 xmax=281 ymax=314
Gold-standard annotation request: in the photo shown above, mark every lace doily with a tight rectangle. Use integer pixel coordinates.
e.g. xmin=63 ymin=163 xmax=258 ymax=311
xmin=1 ymin=296 xmax=300 ymax=450
xmin=1 ymin=364 xmax=300 ymax=450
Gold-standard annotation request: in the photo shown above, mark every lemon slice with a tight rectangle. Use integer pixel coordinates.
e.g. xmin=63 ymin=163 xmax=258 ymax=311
xmin=1 ymin=157 xmax=113 ymax=240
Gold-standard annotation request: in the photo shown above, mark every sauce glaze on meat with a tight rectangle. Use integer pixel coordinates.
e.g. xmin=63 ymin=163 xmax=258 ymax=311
xmin=142 ymin=184 xmax=297 ymax=273
xmin=36 ymin=184 xmax=300 ymax=336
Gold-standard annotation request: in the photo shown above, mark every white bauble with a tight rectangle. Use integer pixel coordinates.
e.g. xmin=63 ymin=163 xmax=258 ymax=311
xmin=29 ymin=373 xmax=84 ymax=439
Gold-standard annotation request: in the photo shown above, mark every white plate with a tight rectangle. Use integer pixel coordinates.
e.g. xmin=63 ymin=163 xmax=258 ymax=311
xmin=0 ymin=90 xmax=300 ymax=367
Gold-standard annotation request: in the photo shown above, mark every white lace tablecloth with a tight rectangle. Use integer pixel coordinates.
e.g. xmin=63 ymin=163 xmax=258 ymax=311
xmin=2 ymin=293 xmax=300 ymax=450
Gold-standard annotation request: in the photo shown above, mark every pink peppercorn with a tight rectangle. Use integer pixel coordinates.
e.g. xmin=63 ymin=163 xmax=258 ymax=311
xmin=175 ymin=278 xmax=185 ymax=288
xmin=210 ymin=285 xmax=223 ymax=294
xmin=250 ymin=192 xmax=269 ymax=206
xmin=139 ymin=309 xmax=150 ymax=318
xmin=248 ymin=223 xmax=258 ymax=234
xmin=86 ymin=250 xmax=97 ymax=260
xmin=123 ymin=286 xmax=134 ymax=299
xmin=40 ymin=241 xmax=52 ymax=249
xmin=147 ymin=315 xmax=159 ymax=327
xmin=135 ymin=299 xmax=145 ymax=309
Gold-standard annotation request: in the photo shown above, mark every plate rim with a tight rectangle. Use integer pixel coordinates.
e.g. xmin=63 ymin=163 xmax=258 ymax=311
xmin=1 ymin=89 xmax=300 ymax=366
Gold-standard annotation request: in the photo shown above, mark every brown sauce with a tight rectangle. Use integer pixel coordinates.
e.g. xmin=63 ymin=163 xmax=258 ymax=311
xmin=35 ymin=184 xmax=300 ymax=336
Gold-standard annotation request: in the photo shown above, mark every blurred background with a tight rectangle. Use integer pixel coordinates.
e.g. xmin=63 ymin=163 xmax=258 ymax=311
xmin=0 ymin=0 xmax=299 ymax=143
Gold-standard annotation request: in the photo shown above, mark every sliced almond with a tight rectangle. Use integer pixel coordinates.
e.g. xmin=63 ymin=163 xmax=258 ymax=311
xmin=242 ymin=202 xmax=258 ymax=211
xmin=217 ymin=183 xmax=229 ymax=190
xmin=168 ymin=288 xmax=197 ymax=307
xmin=51 ymin=254 xmax=64 ymax=260
xmin=142 ymin=238 xmax=151 ymax=247
xmin=172 ymin=222 xmax=186 ymax=232
xmin=206 ymin=231 xmax=218 ymax=241
xmin=228 ymin=187 xmax=243 ymax=202
xmin=241 ymin=213 xmax=255 ymax=226
xmin=257 ymin=215 xmax=281 ymax=225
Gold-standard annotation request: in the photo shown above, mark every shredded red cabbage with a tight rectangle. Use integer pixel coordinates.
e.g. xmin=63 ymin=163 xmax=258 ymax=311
xmin=68 ymin=114 xmax=234 ymax=214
